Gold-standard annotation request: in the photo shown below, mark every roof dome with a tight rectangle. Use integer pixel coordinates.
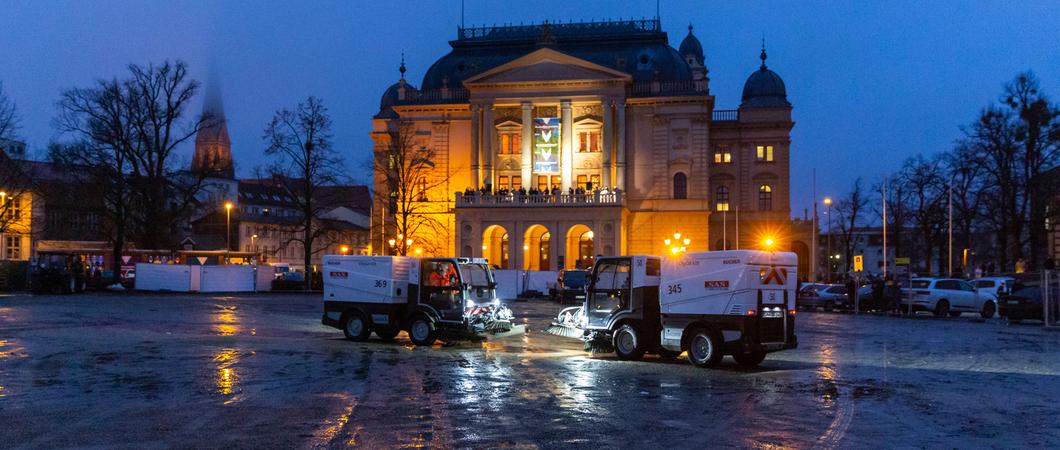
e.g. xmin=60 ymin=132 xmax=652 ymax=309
xmin=678 ymin=25 xmax=704 ymax=66
xmin=740 ymin=47 xmax=790 ymax=108
xmin=379 ymin=81 xmax=416 ymax=110
xmin=377 ymin=58 xmax=418 ymax=118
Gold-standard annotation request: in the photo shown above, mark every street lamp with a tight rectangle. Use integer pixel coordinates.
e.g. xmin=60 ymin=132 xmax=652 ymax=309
xmin=664 ymin=232 xmax=689 ymax=255
xmin=340 ymin=245 xmax=349 ymax=255
xmin=388 ymin=238 xmax=397 ymax=256
xmin=224 ymin=201 xmax=234 ymax=252
xmin=823 ymin=197 xmax=833 ymax=281
xmin=251 ymin=234 xmax=258 ymax=256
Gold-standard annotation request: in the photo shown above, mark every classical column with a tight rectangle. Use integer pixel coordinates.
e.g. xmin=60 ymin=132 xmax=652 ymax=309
xmin=601 ymin=98 xmax=613 ymax=189
xmin=521 ymin=101 xmax=533 ymax=189
xmin=470 ymin=104 xmax=480 ymax=189
xmin=482 ymin=104 xmax=494 ymax=189
xmin=560 ymin=100 xmax=573 ymax=191
xmin=470 ymin=104 xmax=483 ymax=188
xmin=614 ymin=99 xmax=627 ymax=190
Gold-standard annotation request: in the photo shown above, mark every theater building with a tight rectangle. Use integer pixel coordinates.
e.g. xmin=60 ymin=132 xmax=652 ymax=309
xmin=372 ymin=19 xmax=812 ymax=278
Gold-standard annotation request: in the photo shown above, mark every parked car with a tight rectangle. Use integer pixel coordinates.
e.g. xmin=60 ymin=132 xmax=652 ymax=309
xmin=902 ymin=278 xmax=996 ymax=318
xmin=998 ymin=285 xmax=1043 ymax=324
xmin=973 ymin=277 xmax=1016 ymax=301
xmin=797 ymin=284 xmax=848 ymax=311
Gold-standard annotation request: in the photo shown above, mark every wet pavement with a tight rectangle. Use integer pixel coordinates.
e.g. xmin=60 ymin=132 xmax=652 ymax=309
xmin=1 ymin=292 xmax=1059 ymax=449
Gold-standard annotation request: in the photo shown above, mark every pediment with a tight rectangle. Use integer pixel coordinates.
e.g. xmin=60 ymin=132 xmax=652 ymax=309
xmin=464 ymin=48 xmax=632 ymax=86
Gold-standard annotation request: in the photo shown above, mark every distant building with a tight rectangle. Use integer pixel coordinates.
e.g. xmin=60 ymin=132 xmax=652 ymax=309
xmin=1036 ymin=165 xmax=1060 ymax=268
xmin=372 ymin=19 xmax=813 ymax=277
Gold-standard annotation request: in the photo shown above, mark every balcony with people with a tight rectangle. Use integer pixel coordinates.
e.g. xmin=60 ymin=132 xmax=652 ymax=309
xmin=455 ymin=185 xmax=624 ymax=208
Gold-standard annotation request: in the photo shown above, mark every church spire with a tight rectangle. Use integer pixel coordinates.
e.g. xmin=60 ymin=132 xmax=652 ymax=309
xmin=192 ymin=74 xmax=234 ymax=179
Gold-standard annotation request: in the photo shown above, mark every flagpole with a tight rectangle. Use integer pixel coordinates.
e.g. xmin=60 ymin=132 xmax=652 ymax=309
xmin=723 ymin=209 xmax=727 ymax=250
xmin=812 ymin=169 xmax=818 ymax=282
xmin=882 ymin=177 xmax=888 ymax=277
xmin=735 ymin=205 xmax=740 ymax=250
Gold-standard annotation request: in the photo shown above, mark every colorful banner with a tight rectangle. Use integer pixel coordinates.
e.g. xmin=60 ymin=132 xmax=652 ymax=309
xmin=533 ymin=117 xmax=560 ymax=174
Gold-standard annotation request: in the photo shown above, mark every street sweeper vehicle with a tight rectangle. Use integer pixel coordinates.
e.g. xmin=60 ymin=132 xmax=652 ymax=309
xmin=570 ymin=250 xmax=797 ymax=367
xmin=321 ymin=255 xmax=519 ymax=345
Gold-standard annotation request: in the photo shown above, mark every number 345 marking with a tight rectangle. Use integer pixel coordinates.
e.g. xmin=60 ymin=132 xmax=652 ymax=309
xmin=667 ymin=284 xmax=682 ymax=295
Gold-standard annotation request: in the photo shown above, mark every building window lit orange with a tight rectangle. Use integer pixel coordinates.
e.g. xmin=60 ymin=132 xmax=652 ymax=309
xmin=713 ymin=145 xmax=732 ymax=164
xmin=756 ymin=145 xmax=774 ymax=162
xmin=578 ymin=130 xmax=601 ymax=152
xmin=715 ymin=186 xmax=730 ymax=211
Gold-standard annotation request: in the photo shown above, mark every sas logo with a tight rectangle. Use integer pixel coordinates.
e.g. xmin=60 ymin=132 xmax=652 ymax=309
xmin=329 ymin=271 xmax=349 ymax=279
xmin=760 ymin=267 xmax=788 ymax=285
xmin=704 ymin=280 xmax=730 ymax=289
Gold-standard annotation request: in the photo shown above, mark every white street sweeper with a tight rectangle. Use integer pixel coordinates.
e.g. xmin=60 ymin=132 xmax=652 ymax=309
xmin=564 ymin=250 xmax=798 ymax=367
xmin=321 ymin=255 xmax=519 ymax=345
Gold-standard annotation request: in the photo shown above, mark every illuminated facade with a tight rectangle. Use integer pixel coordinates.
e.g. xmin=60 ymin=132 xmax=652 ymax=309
xmin=373 ymin=19 xmax=811 ymax=277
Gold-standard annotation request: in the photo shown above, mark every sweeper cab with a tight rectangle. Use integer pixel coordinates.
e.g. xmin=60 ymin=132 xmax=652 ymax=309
xmin=582 ymin=250 xmax=797 ymax=367
xmin=321 ymin=255 xmax=519 ymax=345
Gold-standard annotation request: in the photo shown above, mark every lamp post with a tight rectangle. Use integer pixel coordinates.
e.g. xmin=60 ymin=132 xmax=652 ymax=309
xmin=388 ymin=238 xmax=396 ymax=256
xmin=251 ymin=234 xmax=258 ymax=258
xmin=340 ymin=245 xmax=349 ymax=255
xmin=823 ymin=197 xmax=833 ymax=282
xmin=224 ymin=201 xmax=234 ymax=252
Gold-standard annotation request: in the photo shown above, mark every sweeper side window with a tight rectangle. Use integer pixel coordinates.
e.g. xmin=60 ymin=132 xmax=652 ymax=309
xmin=590 ymin=259 xmax=631 ymax=314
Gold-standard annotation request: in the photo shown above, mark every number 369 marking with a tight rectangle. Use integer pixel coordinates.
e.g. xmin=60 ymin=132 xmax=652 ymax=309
xmin=374 ymin=280 xmax=388 ymax=288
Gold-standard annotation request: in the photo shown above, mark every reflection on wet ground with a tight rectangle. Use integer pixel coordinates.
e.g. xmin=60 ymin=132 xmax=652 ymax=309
xmin=0 ymin=292 xmax=1058 ymax=448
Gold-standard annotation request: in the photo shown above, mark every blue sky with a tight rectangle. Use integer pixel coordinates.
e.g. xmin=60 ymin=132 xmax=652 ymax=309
xmin=1 ymin=0 xmax=1058 ymax=215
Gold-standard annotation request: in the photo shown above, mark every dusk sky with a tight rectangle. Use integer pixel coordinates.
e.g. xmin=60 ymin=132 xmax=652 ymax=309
xmin=2 ymin=0 xmax=1058 ymax=215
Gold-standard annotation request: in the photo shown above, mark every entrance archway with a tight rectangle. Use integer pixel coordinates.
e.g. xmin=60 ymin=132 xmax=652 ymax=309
xmin=523 ymin=225 xmax=551 ymax=271
xmin=566 ymin=224 xmax=594 ymax=269
xmin=482 ymin=225 xmax=510 ymax=269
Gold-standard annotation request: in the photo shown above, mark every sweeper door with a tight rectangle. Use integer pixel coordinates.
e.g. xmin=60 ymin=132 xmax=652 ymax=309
xmin=420 ymin=259 xmax=465 ymax=322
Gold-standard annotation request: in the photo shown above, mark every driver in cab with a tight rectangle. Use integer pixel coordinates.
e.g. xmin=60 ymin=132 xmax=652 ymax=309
xmin=429 ymin=263 xmax=458 ymax=287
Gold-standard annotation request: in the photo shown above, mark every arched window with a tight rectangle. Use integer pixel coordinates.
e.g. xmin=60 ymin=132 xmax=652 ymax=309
xmin=759 ymin=185 xmax=773 ymax=211
xmin=715 ymin=186 xmax=730 ymax=211
xmin=673 ymin=172 xmax=688 ymax=199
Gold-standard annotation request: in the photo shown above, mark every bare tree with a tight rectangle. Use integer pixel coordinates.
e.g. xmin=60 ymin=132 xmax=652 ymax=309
xmin=1002 ymin=71 xmax=1060 ymax=270
xmin=963 ymin=106 xmax=1020 ymax=270
xmin=834 ymin=178 xmax=868 ymax=274
xmin=263 ymin=96 xmax=345 ymax=289
xmin=372 ymin=120 xmax=451 ymax=256
xmin=53 ymin=78 xmax=136 ymax=284
xmin=943 ymin=142 xmax=988 ymax=274
xmin=54 ymin=61 xmax=211 ymax=282
xmin=0 ymin=82 xmax=21 ymax=149
xmin=900 ymin=154 xmax=947 ymax=274
xmin=122 ymin=62 xmax=211 ymax=249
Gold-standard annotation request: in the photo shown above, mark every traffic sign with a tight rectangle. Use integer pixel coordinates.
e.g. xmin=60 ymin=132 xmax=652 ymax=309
xmin=895 ymin=257 xmax=910 ymax=265
xmin=854 ymin=255 xmax=864 ymax=272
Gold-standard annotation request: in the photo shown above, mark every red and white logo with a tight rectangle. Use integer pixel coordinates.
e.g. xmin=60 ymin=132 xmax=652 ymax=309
xmin=704 ymin=280 xmax=730 ymax=289
xmin=329 ymin=271 xmax=349 ymax=279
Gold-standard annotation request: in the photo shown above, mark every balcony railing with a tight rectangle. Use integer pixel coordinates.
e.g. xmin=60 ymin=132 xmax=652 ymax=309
xmin=455 ymin=191 xmax=625 ymax=208
xmin=393 ymin=88 xmax=471 ymax=106
xmin=713 ymin=109 xmax=739 ymax=122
